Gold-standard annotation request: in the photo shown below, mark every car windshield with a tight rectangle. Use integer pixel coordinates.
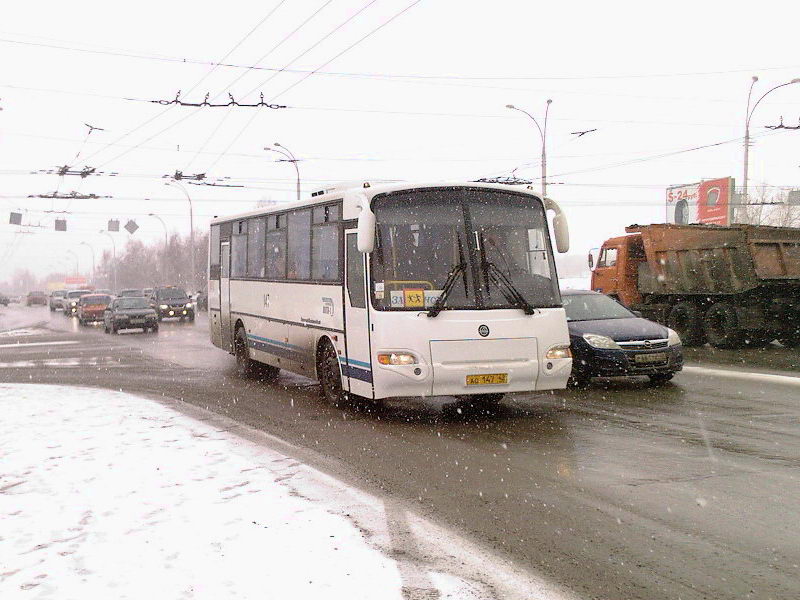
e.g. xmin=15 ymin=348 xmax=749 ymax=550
xmin=52 ymin=291 xmax=66 ymax=297
xmin=563 ymin=293 xmax=635 ymax=321
xmin=119 ymin=289 xmax=143 ymax=297
xmin=158 ymin=290 xmax=188 ymax=300
xmin=67 ymin=290 xmax=90 ymax=299
xmin=370 ymin=188 xmax=560 ymax=311
xmin=82 ymin=295 xmax=111 ymax=304
xmin=118 ymin=298 xmax=149 ymax=309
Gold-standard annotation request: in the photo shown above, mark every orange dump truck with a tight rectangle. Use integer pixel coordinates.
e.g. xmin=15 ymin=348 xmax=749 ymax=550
xmin=590 ymin=223 xmax=800 ymax=349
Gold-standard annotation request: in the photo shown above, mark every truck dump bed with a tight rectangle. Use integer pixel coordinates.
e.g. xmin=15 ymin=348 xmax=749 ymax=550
xmin=627 ymin=223 xmax=800 ymax=296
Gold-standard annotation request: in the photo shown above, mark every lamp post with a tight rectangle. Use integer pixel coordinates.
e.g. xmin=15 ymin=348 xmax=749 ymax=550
xmin=66 ymin=249 xmax=79 ymax=276
xmin=506 ymin=99 xmax=552 ymax=198
xmin=99 ymin=230 xmax=117 ymax=292
xmin=148 ymin=211 xmax=170 ymax=285
xmin=265 ymin=142 xmax=300 ymax=202
xmin=743 ymin=76 xmax=800 ymax=202
xmin=79 ymin=241 xmax=95 ymax=284
xmin=164 ymin=181 xmax=195 ymax=292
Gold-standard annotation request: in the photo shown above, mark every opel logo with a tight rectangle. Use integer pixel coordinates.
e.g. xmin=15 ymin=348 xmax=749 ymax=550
xmin=643 ymin=340 xmax=652 ymax=348
xmin=478 ymin=325 xmax=490 ymax=337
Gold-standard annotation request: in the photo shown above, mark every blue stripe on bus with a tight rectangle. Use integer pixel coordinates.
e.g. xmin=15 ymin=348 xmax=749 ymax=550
xmin=247 ymin=334 xmax=307 ymax=362
xmin=338 ymin=356 xmax=373 ymax=383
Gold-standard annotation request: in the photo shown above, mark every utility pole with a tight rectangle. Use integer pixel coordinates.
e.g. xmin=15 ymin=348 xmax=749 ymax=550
xmin=743 ymin=76 xmax=800 ymax=204
xmin=506 ymin=99 xmax=552 ymax=198
xmin=99 ymin=230 xmax=117 ymax=292
xmin=266 ymin=142 xmax=300 ymax=202
xmin=164 ymin=181 xmax=195 ymax=292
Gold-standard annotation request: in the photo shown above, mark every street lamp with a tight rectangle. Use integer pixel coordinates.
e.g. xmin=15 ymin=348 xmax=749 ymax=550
xmin=743 ymin=76 xmax=800 ymax=202
xmin=66 ymin=249 xmax=80 ymax=276
xmin=506 ymin=99 xmax=553 ymax=198
xmin=99 ymin=230 xmax=117 ymax=292
xmin=148 ymin=211 xmax=170 ymax=285
xmin=265 ymin=142 xmax=300 ymax=202
xmin=79 ymin=241 xmax=95 ymax=284
xmin=164 ymin=181 xmax=195 ymax=292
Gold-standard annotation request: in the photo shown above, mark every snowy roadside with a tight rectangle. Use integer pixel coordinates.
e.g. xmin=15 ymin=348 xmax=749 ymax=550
xmin=0 ymin=384 xmax=573 ymax=600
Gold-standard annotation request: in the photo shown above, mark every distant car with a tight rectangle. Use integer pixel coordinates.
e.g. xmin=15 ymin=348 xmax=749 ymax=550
xmin=0 ymin=293 xmax=9 ymax=306
xmin=118 ymin=289 xmax=145 ymax=297
xmin=63 ymin=290 xmax=91 ymax=316
xmin=49 ymin=289 xmax=67 ymax=311
xmin=562 ymin=290 xmax=683 ymax=387
xmin=26 ymin=291 xmax=47 ymax=306
xmin=77 ymin=294 xmax=113 ymax=325
xmin=150 ymin=287 xmax=195 ymax=322
xmin=194 ymin=290 xmax=208 ymax=311
xmin=9 ymin=295 xmax=21 ymax=304
xmin=104 ymin=296 xmax=158 ymax=334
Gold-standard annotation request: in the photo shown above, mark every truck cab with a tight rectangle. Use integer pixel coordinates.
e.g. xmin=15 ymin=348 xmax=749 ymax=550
xmin=590 ymin=234 xmax=646 ymax=307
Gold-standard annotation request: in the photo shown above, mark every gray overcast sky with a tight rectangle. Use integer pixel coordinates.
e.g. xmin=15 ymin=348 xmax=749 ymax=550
xmin=2 ymin=0 xmax=798 ymax=283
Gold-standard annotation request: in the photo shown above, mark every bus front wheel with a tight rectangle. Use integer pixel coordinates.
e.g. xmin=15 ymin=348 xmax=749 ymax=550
xmin=318 ymin=341 xmax=347 ymax=407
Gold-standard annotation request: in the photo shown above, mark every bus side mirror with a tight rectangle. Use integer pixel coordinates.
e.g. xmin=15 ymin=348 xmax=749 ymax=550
xmin=356 ymin=194 xmax=375 ymax=253
xmin=552 ymin=213 xmax=569 ymax=253
xmin=587 ymin=253 xmax=594 ymax=269
xmin=544 ymin=196 xmax=569 ymax=253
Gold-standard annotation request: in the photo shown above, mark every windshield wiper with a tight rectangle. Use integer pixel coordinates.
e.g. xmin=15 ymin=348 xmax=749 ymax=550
xmin=427 ymin=262 xmax=466 ymax=318
xmin=484 ymin=261 xmax=536 ymax=315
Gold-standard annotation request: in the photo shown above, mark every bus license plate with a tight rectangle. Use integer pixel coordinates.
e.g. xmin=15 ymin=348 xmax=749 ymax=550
xmin=466 ymin=373 xmax=508 ymax=386
xmin=634 ymin=353 xmax=666 ymax=364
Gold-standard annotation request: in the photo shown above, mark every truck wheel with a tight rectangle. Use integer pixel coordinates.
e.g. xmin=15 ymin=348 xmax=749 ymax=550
xmin=667 ymin=302 xmax=706 ymax=347
xmin=704 ymin=303 xmax=744 ymax=349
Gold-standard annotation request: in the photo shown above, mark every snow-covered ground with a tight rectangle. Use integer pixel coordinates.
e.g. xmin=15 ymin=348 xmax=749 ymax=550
xmin=0 ymin=384 xmax=572 ymax=600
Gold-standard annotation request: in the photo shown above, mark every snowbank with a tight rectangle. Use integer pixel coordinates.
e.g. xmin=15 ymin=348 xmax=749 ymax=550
xmin=0 ymin=384 xmax=572 ymax=600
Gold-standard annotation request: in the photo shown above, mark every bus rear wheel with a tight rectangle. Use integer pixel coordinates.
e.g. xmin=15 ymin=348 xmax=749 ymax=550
xmin=318 ymin=341 xmax=347 ymax=407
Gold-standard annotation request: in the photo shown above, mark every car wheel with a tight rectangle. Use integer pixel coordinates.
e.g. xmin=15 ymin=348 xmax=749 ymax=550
xmin=317 ymin=340 xmax=347 ymax=407
xmin=648 ymin=373 xmax=674 ymax=386
xmin=112 ymin=323 xmax=119 ymax=334
xmin=104 ymin=323 xmax=109 ymax=333
xmin=151 ymin=325 xmax=159 ymax=334
xmin=667 ymin=302 xmax=706 ymax=347
xmin=704 ymin=303 xmax=744 ymax=349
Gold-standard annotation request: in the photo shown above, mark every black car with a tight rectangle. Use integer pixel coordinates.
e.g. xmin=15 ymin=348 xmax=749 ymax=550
xmin=104 ymin=296 xmax=159 ymax=333
xmin=563 ymin=290 xmax=683 ymax=387
xmin=0 ymin=293 xmax=9 ymax=306
xmin=150 ymin=287 xmax=195 ymax=322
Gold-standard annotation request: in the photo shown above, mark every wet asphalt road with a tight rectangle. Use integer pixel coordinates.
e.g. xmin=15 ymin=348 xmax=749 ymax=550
xmin=1 ymin=305 xmax=799 ymax=600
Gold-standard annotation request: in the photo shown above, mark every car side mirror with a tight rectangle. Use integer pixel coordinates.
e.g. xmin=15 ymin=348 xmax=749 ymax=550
xmin=587 ymin=252 xmax=594 ymax=269
xmin=632 ymin=310 xmax=642 ymax=317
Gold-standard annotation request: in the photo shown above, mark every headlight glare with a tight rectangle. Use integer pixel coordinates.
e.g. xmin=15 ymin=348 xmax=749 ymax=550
xmin=545 ymin=344 xmax=572 ymax=359
xmin=582 ymin=333 xmax=621 ymax=349
xmin=667 ymin=328 xmax=682 ymax=346
xmin=377 ymin=352 xmax=417 ymax=366
xmin=185 ymin=302 xmax=193 ymax=308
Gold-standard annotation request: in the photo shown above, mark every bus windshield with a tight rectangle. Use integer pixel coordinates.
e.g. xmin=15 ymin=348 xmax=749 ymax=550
xmin=370 ymin=188 xmax=560 ymax=311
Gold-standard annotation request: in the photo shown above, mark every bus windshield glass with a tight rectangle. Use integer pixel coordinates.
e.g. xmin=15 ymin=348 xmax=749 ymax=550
xmin=370 ymin=188 xmax=560 ymax=311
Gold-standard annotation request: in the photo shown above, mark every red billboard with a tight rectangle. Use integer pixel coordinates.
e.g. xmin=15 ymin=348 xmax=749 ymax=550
xmin=666 ymin=177 xmax=734 ymax=226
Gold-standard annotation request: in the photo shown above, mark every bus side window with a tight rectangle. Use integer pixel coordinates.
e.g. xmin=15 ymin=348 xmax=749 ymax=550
xmin=346 ymin=234 xmax=366 ymax=308
xmin=209 ymin=225 xmax=221 ymax=280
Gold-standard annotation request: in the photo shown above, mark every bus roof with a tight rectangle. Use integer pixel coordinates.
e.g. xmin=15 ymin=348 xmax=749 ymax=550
xmin=209 ymin=181 xmax=545 ymax=226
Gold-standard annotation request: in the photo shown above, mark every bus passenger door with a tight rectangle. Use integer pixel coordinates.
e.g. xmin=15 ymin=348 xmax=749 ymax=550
xmin=343 ymin=231 xmax=374 ymax=398
xmin=220 ymin=241 xmax=233 ymax=352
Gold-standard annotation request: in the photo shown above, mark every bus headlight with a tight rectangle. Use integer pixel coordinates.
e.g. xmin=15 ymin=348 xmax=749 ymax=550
xmin=582 ymin=334 xmax=621 ymax=350
xmin=377 ymin=352 xmax=417 ymax=366
xmin=545 ymin=344 xmax=572 ymax=359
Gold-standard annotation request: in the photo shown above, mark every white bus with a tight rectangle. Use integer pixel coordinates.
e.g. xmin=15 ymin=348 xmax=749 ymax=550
xmin=208 ymin=182 xmax=572 ymax=405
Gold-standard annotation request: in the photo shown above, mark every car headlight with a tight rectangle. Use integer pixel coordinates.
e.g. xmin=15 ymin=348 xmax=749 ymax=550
xmin=582 ymin=333 xmax=621 ymax=350
xmin=70 ymin=301 xmax=77 ymax=306
xmin=545 ymin=344 xmax=572 ymax=359
xmin=160 ymin=304 xmax=168 ymax=309
xmin=667 ymin=328 xmax=682 ymax=346
xmin=377 ymin=352 xmax=417 ymax=365
xmin=185 ymin=302 xmax=193 ymax=308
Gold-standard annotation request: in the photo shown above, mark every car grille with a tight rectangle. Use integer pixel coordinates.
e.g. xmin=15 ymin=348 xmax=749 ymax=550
xmin=616 ymin=339 xmax=669 ymax=350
